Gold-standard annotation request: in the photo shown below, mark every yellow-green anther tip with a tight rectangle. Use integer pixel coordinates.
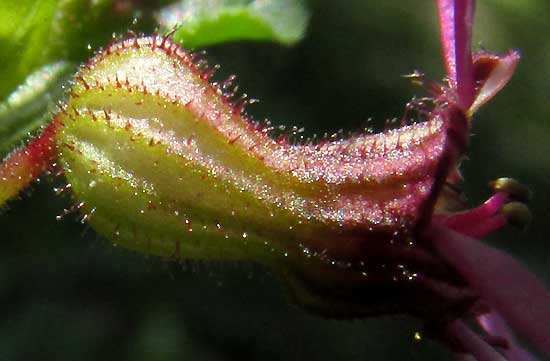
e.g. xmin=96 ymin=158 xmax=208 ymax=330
xmin=490 ymin=177 xmax=532 ymax=203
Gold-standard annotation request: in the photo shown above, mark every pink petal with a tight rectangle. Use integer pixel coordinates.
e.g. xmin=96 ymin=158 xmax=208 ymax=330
xmin=437 ymin=0 xmax=476 ymax=109
xmin=469 ymin=51 xmax=521 ymax=114
xmin=424 ymin=224 xmax=550 ymax=356
xmin=447 ymin=320 xmax=507 ymax=361
xmin=454 ymin=353 xmax=478 ymax=361
xmin=478 ymin=311 xmax=541 ymax=361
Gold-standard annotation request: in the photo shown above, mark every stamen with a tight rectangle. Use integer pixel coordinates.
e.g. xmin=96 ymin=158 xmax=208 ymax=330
xmin=434 ymin=178 xmax=532 ymax=238
xmin=434 ymin=192 xmax=508 ymax=237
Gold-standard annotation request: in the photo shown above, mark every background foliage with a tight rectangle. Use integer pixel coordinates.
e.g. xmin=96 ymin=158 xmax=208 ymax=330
xmin=0 ymin=0 xmax=549 ymax=360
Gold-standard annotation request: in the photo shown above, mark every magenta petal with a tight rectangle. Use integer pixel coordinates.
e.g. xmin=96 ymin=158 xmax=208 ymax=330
xmin=478 ymin=311 xmax=541 ymax=361
xmin=437 ymin=0 xmax=476 ymax=109
xmin=447 ymin=320 xmax=508 ymax=361
xmin=454 ymin=353 xmax=478 ymax=361
xmin=457 ymin=215 xmax=507 ymax=239
xmin=425 ymin=225 xmax=550 ymax=356
xmin=469 ymin=51 xmax=521 ymax=114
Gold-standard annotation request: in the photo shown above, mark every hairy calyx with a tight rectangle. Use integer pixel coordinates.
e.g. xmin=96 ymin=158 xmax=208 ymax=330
xmin=42 ymin=36 xmax=469 ymax=317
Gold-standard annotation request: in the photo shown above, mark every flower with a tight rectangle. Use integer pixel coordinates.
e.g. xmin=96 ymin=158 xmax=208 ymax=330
xmin=0 ymin=1 xmax=547 ymax=360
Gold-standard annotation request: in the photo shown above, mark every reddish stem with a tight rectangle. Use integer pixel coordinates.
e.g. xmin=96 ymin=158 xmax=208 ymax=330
xmin=0 ymin=120 xmax=59 ymax=205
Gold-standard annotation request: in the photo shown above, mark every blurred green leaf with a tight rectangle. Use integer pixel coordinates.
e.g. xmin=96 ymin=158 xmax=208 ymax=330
xmin=0 ymin=0 xmax=162 ymax=154
xmin=161 ymin=0 xmax=309 ymax=48
xmin=0 ymin=0 xmax=154 ymax=100
xmin=0 ymin=0 xmax=57 ymax=99
xmin=0 ymin=61 xmax=74 ymax=157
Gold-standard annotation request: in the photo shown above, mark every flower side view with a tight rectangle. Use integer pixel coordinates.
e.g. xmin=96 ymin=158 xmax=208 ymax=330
xmin=0 ymin=1 xmax=548 ymax=360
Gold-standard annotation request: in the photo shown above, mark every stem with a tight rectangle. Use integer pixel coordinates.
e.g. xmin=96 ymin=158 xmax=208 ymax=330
xmin=0 ymin=121 xmax=58 ymax=207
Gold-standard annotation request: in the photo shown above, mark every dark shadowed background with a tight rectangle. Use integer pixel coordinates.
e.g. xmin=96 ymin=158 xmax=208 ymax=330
xmin=1 ymin=1 xmax=549 ymax=360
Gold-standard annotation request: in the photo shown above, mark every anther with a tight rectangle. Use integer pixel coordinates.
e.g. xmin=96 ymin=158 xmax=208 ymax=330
xmin=501 ymin=202 xmax=532 ymax=230
xmin=490 ymin=178 xmax=532 ymax=203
